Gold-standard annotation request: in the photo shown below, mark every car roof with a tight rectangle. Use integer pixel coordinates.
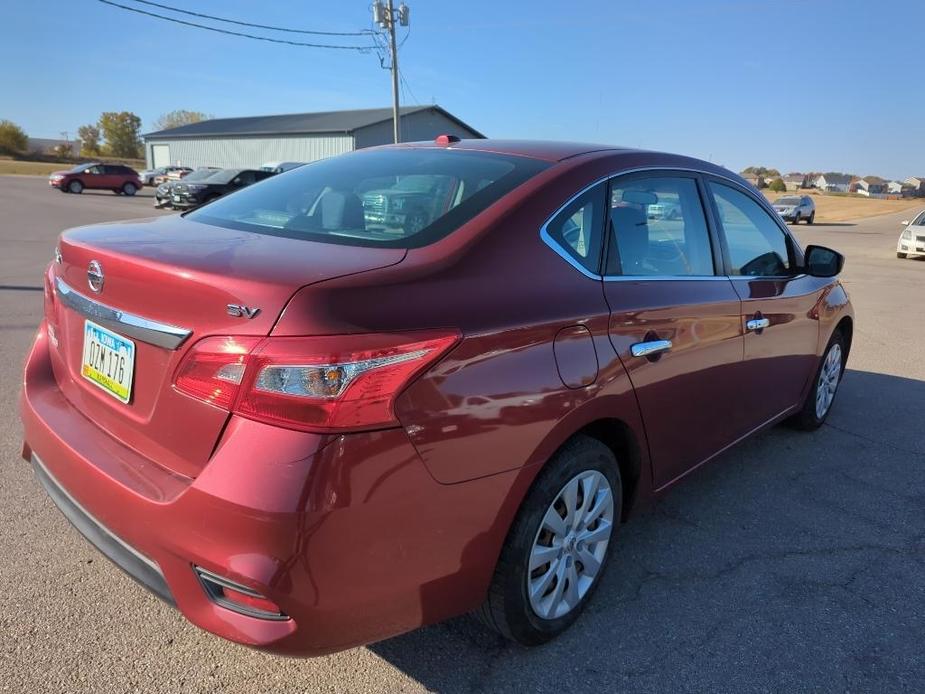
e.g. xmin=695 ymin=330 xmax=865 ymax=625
xmin=394 ymin=139 xmax=631 ymax=162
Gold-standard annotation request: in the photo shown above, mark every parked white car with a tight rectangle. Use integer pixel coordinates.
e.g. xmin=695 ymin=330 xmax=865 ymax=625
xmin=897 ymin=209 xmax=925 ymax=258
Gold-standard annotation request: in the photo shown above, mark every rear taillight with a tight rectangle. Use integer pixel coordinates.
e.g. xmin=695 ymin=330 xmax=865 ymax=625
xmin=43 ymin=266 xmax=58 ymax=344
xmin=174 ymin=330 xmax=459 ymax=432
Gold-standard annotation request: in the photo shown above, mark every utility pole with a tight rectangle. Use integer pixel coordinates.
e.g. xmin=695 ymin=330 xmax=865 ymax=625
xmin=373 ymin=1 xmax=410 ymax=143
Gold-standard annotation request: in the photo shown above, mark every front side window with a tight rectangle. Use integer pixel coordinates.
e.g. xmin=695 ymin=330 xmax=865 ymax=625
xmin=188 ymin=149 xmax=549 ymax=248
xmin=607 ymin=176 xmax=714 ymax=276
xmin=709 ymin=182 xmax=793 ymax=277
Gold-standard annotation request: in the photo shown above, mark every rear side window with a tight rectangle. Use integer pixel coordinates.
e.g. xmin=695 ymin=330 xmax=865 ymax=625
xmin=607 ymin=176 xmax=714 ymax=276
xmin=709 ymin=182 xmax=792 ymax=276
xmin=188 ymin=149 xmax=549 ymax=248
xmin=543 ymin=183 xmax=605 ymax=274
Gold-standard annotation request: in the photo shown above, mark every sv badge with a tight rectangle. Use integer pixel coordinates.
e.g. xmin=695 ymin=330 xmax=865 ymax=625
xmin=227 ymin=304 xmax=260 ymax=319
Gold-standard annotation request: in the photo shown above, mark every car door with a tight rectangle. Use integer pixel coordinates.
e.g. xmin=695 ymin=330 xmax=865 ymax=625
xmin=81 ymin=165 xmax=104 ymax=189
xmin=603 ymin=172 xmax=747 ymax=489
xmin=704 ymin=177 xmax=825 ymax=425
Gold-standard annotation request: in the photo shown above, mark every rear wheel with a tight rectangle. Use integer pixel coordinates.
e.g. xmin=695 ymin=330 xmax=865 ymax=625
xmin=477 ymin=436 xmax=621 ymax=645
xmin=68 ymin=180 xmax=83 ymax=194
xmin=122 ymin=182 xmax=137 ymax=196
xmin=790 ymin=330 xmax=845 ymax=430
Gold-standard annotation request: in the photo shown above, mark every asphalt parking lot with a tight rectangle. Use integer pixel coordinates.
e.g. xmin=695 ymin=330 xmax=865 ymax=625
xmin=1 ymin=174 xmax=923 ymax=693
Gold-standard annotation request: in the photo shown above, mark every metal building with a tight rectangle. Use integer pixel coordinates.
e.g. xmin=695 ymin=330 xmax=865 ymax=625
xmin=142 ymin=105 xmax=484 ymax=169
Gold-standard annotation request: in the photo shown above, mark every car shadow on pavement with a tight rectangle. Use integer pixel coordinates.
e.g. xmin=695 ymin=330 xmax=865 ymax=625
xmin=367 ymin=368 xmax=925 ymax=693
xmin=803 ymin=222 xmax=856 ymax=227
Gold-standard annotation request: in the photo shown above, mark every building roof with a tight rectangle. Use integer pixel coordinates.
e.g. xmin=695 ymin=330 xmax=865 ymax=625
xmin=783 ymin=173 xmax=805 ymax=181
xmin=143 ymin=105 xmax=485 ymax=140
xmin=817 ymin=173 xmax=852 ymax=184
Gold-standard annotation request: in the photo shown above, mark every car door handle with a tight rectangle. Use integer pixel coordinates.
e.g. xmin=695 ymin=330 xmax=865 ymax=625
xmin=631 ymin=339 xmax=673 ymax=358
xmin=746 ymin=318 xmax=770 ymax=331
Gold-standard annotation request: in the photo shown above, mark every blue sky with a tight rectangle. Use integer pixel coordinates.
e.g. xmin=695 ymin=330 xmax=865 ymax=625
xmin=3 ymin=0 xmax=923 ymax=178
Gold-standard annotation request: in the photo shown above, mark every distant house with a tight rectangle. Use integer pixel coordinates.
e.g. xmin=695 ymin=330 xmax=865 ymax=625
xmin=741 ymin=174 xmax=765 ymax=189
xmin=856 ymin=179 xmax=886 ymax=196
xmin=782 ymin=173 xmax=806 ymax=191
xmin=887 ymin=180 xmax=910 ymax=195
xmin=814 ymin=173 xmax=852 ymax=193
xmin=27 ymin=137 xmax=80 ymax=157
xmin=904 ymin=176 xmax=925 ymax=197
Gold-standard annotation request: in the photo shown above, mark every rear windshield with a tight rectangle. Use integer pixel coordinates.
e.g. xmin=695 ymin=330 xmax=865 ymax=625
xmin=187 ymin=149 xmax=550 ymax=248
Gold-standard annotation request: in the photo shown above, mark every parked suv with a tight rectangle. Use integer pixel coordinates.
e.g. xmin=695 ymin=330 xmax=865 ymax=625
xmin=139 ymin=166 xmax=192 ymax=186
xmin=772 ymin=195 xmax=815 ymax=224
xmin=22 ymin=140 xmax=852 ymax=656
xmin=170 ymin=168 xmax=274 ymax=209
xmin=49 ymin=163 xmax=143 ymax=196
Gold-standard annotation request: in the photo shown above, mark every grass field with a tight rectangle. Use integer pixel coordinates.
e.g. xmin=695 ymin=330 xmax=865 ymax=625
xmin=0 ymin=160 xmax=76 ymax=176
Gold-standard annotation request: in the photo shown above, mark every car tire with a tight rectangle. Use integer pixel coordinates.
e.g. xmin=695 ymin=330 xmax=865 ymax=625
xmin=790 ymin=329 xmax=846 ymax=431
xmin=807 ymin=212 xmax=815 ymax=225
xmin=122 ymin=182 xmax=137 ymax=196
xmin=897 ymin=252 xmax=907 ymax=258
xmin=792 ymin=213 xmax=801 ymax=224
xmin=477 ymin=435 xmax=621 ymax=646
xmin=68 ymin=180 xmax=83 ymax=194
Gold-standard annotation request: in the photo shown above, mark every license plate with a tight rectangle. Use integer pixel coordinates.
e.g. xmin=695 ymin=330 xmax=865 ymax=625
xmin=81 ymin=320 xmax=135 ymax=404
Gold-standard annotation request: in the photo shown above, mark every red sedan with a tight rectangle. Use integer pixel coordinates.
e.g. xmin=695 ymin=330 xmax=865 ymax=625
xmin=21 ymin=139 xmax=852 ymax=655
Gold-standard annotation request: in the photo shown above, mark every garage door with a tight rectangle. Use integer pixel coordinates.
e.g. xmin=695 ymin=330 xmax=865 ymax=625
xmin=151 ymin=144 xmax=169 ymax=168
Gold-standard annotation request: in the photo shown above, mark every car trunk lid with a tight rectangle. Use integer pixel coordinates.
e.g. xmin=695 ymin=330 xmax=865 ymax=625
xmin=49 ymin=215 xmax=405 ymax=478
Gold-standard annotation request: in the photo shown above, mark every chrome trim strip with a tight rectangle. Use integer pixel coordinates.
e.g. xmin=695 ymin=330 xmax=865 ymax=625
xmin=539 ymin=164 xmax=804 ymax=282
xmin=55 ymin=277 xmax=191 ymax=350
xmin=603 ymin=274 xmax=731 ymax=282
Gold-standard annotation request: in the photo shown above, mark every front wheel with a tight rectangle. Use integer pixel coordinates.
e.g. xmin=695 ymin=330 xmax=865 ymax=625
xmin=792 ymin=213 xmax=801 ymax=224
xmin=807 ymin=212 xmax=815 ymax=225
xmin=477 ymin=436 xmax=621 ymax=645
xmin=68 ymin=180 xmax=83 ymax=194
xmin=790 ymin=330 xmax=845 ymax=430
xmin=897 ymin=252 xmax=907 ymax=259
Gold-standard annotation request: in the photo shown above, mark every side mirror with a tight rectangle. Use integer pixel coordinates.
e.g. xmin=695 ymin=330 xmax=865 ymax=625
xmin=804 ymin=245 xmax=844 ymax=278
xmin=901 ymin=220 xmax=909 ymax=226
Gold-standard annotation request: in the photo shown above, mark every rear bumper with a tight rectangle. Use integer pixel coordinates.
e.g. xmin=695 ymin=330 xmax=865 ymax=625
xmin=31 ymin=452 xmax=175 ymax=605
xmin=20 ymin=322 xmax=529 ymax=655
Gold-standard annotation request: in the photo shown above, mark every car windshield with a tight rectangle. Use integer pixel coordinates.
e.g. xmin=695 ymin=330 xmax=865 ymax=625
xmin=184 ymin=169 xmax=220 ymax=182
xmin=912 ymin=210 xmax=925 ymax=226
xmin=187 ymin=149 xmax=550 ymax=248
xmin=776 ymin=197 xmax=800 ymax=205
xmin=69 ymin=162 xmax=98 ymax=172
xmin=205 ymin=169 xmax=243 ymax=185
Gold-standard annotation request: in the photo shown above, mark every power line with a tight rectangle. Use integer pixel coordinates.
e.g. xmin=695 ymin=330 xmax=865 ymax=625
xmin=125 ymin=0 xmax=373 ymax=37
xmin=97 ymin=0 xmax=376 ymax=50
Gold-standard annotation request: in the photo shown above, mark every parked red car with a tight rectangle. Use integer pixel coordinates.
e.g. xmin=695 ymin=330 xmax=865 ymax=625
xmin=21 ymin=139 xmax=852 ymax=656
xmin=48 ymin=162 xmax=143 ymax=196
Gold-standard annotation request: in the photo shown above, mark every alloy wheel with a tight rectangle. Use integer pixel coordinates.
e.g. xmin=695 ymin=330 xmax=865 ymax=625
xmin=815 ymin=343 xmax=842 ymax=419
xmin=527 ymin=470 xmax=614 ymax=620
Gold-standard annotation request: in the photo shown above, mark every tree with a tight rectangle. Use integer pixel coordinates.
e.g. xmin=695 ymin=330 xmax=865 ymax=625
xmin=151 ymin=109 xmax=211 ymax=132
xmin=98 ymin=111 xmax=142 ymax=158
xmin=78 ymin=124 xmax=101 ymax=156
xmin=768 ymin=177 xmax=786 ymax=192
xmin=741 ymin=166 xmax=781 ymax=179
xmin=0 ymin=119 xmax=28 ymax=155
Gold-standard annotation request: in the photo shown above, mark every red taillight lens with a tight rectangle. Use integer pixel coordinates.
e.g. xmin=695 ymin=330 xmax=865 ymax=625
xmin=174 ymin=336 xmax=262 ymax=409
xmin=174 ymin=331 xmax=459 ymax=432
